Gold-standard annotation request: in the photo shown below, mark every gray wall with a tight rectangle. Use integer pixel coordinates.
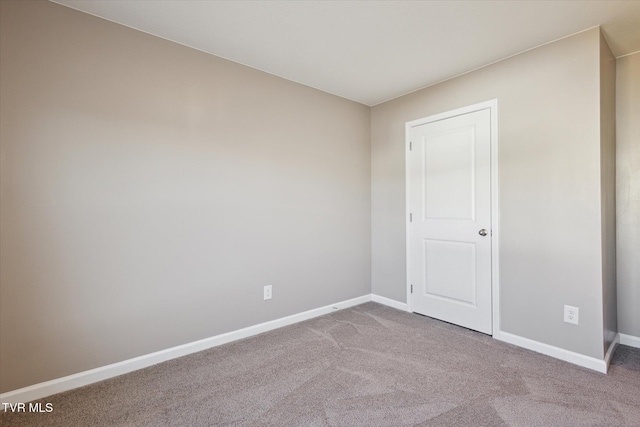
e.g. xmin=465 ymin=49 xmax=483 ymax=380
xmin=599 ymin=32 xmax=617 ymax=353
xmin=371 ymin=28 xmax=607 ymax=359
xmin=0 ymin=1 xmax=371 ymax=392
xmin=616 ymin=52 xmax=640 ymax=339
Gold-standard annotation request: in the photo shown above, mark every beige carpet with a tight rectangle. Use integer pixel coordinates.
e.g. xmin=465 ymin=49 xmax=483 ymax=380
xmin=2 ymin=302 xmax=639 ymax=426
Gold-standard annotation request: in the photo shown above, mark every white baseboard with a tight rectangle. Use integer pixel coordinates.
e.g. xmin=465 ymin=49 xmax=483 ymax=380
xmin=604 ymin=333 xmax=620 ymax=371
xmin=0 ymin=294 xmax=372 ymax=404
xmin=496 ymin=331 xmax=608 ymax=373
xmin=371 ymin=294 xmax=409 ymax=312
xmin=619 ymin=333 xmax=640 ymax=348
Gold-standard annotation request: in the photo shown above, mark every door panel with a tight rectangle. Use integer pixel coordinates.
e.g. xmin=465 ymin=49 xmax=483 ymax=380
xmin=424 ymin=126 xmax=475 ymax=220
xmin=424 ymin=239 xmax=476 ymax=305
xmin=409 ymin=108 xmax=492 ymax=334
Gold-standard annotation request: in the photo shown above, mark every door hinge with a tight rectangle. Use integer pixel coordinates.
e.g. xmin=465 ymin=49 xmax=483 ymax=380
xmin=411 ymin=284 xmax=413 ymax=293
xmin=410 ymin=213 xmax=413 ymax=222
xmin=410 ymin=141 xmax=412 ymax=151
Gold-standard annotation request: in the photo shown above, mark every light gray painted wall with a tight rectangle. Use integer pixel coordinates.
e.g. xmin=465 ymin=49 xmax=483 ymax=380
xmin=371 ymin=28 xmax=606 ymax=359
xmin=616 ymin=52 xmax=640 ymax=339
xmin=599 ymin=32 xmax=617 ymax=352
xmin=0 ymin=1 xmax=371 ymax=392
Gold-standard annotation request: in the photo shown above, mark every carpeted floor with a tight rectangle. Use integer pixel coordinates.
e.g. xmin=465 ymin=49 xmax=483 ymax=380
xmin=2 ymin=302 xmax=639 ymax=426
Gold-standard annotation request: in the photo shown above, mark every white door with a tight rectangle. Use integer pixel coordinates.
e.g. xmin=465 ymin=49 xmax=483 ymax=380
xmin=408 ymin=108 xmax=492 ymax=334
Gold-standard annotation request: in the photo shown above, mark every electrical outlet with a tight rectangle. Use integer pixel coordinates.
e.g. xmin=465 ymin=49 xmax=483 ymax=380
xmin=564 ymin=305 xmax=579 ymax=325
xmin=263 ymin=285 xmax=272 ymax=300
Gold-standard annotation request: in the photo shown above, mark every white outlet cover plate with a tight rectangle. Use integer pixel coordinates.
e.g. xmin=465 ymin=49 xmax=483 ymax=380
xmin=564 ymin=305 xmax=579 ymax=325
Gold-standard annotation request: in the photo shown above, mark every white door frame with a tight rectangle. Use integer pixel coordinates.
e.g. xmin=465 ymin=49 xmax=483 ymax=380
xmin=405 ymin=99 xmax=500 ymax=337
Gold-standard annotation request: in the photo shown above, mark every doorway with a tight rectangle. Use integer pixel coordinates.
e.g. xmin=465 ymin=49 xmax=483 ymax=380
xmin=406 ymin=100 xmax=499 ymax=335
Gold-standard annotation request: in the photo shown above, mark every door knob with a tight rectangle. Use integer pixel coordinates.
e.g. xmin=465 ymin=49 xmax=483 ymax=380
xmin=479 ymin=229 xmax=488 ymax=236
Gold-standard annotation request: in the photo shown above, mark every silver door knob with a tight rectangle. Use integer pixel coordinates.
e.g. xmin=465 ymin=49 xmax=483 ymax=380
xmin=479 ymin=229 xmax=488 ymax=236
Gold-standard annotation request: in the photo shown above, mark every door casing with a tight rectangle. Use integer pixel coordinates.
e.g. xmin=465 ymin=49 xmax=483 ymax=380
xmin=405 ymin=99 xmax=500 ymax=338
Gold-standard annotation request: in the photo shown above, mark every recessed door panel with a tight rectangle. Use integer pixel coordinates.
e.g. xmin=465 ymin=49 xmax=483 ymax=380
xmin=424 ymin=239 xmax=476 ymax=306
xmin=424 ymin=127 xmax=475 ymax=220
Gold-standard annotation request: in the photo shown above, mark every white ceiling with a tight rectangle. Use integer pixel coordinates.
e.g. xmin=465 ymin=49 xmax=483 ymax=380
xmin=52 ymin=1 xmax=640 ymax=106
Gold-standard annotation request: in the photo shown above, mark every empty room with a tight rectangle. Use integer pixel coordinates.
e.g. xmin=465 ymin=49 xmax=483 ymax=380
xmin=1 ymin=0 xmax=639 ymax=425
